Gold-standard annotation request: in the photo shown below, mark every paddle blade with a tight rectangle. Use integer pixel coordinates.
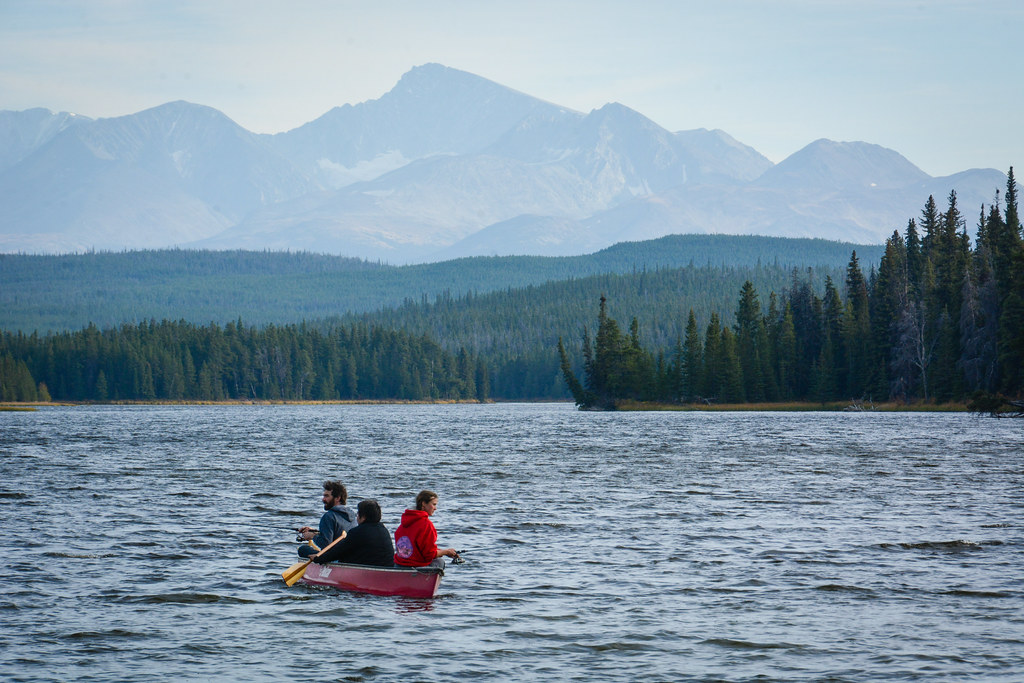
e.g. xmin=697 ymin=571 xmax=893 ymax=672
xmin=282 ymin=560 xmax=310 ymax=587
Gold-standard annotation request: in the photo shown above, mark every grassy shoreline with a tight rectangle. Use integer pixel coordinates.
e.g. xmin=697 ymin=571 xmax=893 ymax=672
xmin=614 ymin=399 xmax=969 ymax=412
xmin=2 ymin=399 xmax=971 ymax=412
xmin=0 ymin=399 xmax=491 ymax=409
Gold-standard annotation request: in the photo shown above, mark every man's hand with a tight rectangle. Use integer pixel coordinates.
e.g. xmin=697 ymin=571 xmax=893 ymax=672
xmin=309 ymin=530 xmax=345 ymax=563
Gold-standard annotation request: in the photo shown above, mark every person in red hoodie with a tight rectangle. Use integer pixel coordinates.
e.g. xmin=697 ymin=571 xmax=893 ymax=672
xmin=393 ymin=489 xmax=459 ymax=568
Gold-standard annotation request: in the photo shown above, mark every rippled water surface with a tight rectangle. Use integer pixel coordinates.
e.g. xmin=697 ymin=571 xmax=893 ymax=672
xmin=1 ymin=404 xmax=1022 ymax=681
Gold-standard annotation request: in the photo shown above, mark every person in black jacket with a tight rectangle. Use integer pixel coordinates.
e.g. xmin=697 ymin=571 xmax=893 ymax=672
xmin=311 ymin=499 xmax=395 ymax=567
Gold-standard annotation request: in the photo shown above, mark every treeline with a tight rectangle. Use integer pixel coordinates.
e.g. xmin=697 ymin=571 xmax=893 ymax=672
xmin=0 ymin=320 xmax=487 ymax=402
xmin=0 ymin=235 xmax=882 ymax=334
xmin=0 ymin=262 xmax=845 ymax=403
xmin=332 ymin=262 xmax=841 ymax=399
xmin=560 ymin=170 xmax=1024 ymax=408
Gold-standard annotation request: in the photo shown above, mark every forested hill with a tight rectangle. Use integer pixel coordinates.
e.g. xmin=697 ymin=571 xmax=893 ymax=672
xmin=0 ymin=234 xmax=882 ymax=333
xmin=331 ymin=262 xmax=841 ymax=398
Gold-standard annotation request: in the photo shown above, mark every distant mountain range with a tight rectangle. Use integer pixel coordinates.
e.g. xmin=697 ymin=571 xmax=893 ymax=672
xmin=0 ymin=63 xmax=1009 ymax=262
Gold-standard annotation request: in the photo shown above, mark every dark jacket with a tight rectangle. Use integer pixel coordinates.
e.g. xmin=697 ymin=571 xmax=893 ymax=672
xmin=316 ymin=504 xmax=357 ymax=548
xmin=299 ymin=504 xmax=357 ymax=558
xmin=314 ymin=521 xmax=395 ymax=567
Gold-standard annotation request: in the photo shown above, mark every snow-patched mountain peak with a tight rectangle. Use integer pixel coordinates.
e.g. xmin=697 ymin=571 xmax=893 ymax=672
xmin=0 ymin=108 xmax=89 ymax=171
xmin=270 ymin=64 xmax=567 ymax=185
xmin=756 ymin=139 xmax=929 ymax=190
xmin=0 ymin=63 xmax=1009 ymax=259
xmin=673 ymin=128 xmax=773 ymax=183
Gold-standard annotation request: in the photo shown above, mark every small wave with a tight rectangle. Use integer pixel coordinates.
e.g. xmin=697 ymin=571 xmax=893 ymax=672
xmin=944 ymin=589 xmax=1013 ymax=598
xmin=815 ymin=584 xmax=874 ymax=594
xmin=878 ymin=540 xmax=983 ymax=552
xmin=44 ymin=551 xmax=120 ymax=559
xmin=582 ymin=640 xmax=653 ymax=652
xmin=65 ymin=629 xmax=148 ymax=640
xmin=702 ymin=638 xmax=804 ymax=650
xmin=119 ymin=592 xmax=256 ymax=605
xmin=0 ymin=491 xmax=28 ymax=499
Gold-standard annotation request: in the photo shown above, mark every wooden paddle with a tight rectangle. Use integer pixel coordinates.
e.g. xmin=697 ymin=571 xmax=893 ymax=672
xmin=281 ymin=532 xmax=346 ymax=587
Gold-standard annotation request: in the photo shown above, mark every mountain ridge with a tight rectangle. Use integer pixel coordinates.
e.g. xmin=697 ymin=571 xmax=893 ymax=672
xmin=0 ymin=63 xmax=1010 ymax=260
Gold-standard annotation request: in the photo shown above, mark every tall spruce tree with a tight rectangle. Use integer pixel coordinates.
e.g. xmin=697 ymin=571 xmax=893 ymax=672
xmin=734 ymin=281 xmax=765 ymax=402
xmin=843 ymin=252 xmax=873 ymax=399
xmin=998 ymin=167 xmax=1024 ymax=394
xmin=682 ymin=310 xmax=702 ymax=401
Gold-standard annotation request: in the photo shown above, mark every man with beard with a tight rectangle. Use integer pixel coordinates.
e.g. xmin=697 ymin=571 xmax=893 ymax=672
xmin=296 ymin=480 xmax=356 ymax=558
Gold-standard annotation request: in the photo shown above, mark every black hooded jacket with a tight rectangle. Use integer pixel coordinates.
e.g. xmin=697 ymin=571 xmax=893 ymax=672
xmin=313 ymin=521 xmax=395 ymax=567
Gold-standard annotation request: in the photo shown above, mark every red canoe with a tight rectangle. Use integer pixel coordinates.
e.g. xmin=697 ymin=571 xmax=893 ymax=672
xmin=298 ymin=562 xmax=443 ymax=598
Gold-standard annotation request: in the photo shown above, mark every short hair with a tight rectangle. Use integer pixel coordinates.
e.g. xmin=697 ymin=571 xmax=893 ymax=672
xmin=415 ymin=489 xmax=438 ymax=511
xmin=357 ymin=499 xmax=382 ymax=524
xmin=323 ymin=480 xmax=347 ymax=504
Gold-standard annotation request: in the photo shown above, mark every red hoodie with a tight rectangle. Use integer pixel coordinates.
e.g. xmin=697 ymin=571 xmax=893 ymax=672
xmin=393 ymin=509 xmax=438 ymax=567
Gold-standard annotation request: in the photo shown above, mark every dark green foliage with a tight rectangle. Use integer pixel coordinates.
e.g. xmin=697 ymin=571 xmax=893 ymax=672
xmin=1 ymin=235 xmax=884 ymax=334
xmin=0 ymin=320 xmax=485 ymax=402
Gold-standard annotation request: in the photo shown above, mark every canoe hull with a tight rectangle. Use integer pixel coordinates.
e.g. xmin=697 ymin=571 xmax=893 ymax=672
xmin=298 ymin=562 xmax=443 ymax=598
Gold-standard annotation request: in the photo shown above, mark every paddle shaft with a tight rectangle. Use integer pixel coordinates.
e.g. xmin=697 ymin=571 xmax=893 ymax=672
xmin=282 ymin=531 xmax=348 ymax=586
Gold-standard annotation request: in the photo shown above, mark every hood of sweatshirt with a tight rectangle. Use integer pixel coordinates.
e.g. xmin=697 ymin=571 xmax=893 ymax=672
xmin=330 ymin=504 xmax=355 ymax=523
xmin=400 ymin=508 xmax=430 ymax=528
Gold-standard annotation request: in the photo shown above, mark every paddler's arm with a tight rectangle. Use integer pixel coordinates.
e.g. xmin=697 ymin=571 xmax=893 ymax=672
xmin=310 ymin=530 xmax=347 ymax=563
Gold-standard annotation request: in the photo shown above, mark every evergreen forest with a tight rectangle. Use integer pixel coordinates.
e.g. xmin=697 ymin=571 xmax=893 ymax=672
xmin=0 ymin=320 xmax=486 ymax=403
xmin=1 ymin=234 xmax=881 ymax=333
xmin=559 ymin=171 xmax=1024 ymax=408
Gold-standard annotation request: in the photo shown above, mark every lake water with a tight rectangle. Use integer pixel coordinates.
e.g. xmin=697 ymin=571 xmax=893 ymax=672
xmin=1 ymin=403 xmax=1022 ymax=681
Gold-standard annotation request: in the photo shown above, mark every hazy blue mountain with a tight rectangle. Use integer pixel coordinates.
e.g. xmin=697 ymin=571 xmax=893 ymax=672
xmin=0 ymin=101 xmax=318 ymax=252
xmin=212 ymin=100 xmax=727 ymax=261
xmin=266 ymin=63 xmax=572 ymax=187
xmin=673 ymin=128 xmax=773 ymax=183
xmin=572 ymin=164 xmax=1006 ymax=247
xmin=0 ymin=108 xmax=88 ymax=172
xmin=0 ymin=64 xmax=1012 ymax=258
xmin=433 ymin=214 xmax=591 ymax=259
xmin=754 ymin=139 xmax=930 ymax=191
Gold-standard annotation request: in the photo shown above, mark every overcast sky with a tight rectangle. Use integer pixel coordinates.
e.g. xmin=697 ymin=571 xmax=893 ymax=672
xmin=1 ymin=0 xmax=1020 ymax=177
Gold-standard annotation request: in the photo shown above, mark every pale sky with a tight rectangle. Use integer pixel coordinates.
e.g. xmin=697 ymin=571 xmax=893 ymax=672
xmin=1 ymin=0 xmax=1021 ymax=177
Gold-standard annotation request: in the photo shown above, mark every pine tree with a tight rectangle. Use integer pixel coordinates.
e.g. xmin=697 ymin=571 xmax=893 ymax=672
xmin=998 ymin=168 xmax=1024 ymax=395
xmin=821 ymin=276 xmax=846 ymax=395
xmin=718 ymin=327 xmax=744 ymax=403
xmin=843 ymin=252 xmax=873 ymax=399
xmin=870 ymin=231 xmax=907 ymax=398
xmin=958 ymin=241 xmax=998 ymax=392
xmin=928 ymin=191 xmax=970 ymax=400
xmin=700 ymin=313 xmax=722 ymax=400
xmin=682 ymin=310 xmax=702 ymax=401
xmin=921 ymin=195 xmax=940 ymax=255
